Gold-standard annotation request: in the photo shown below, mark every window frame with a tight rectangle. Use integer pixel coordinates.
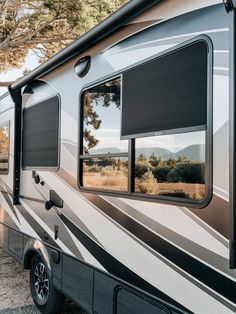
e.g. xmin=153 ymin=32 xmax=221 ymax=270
xmin=0 ymin=120 xmax=10 ymax=175
xmin=78 ymin=75 xmax=130 ymax=195
xmin=22 ymin=94 xmax=61 ymax=171
xmin=78 ymin=35 xmax=213 ymax=208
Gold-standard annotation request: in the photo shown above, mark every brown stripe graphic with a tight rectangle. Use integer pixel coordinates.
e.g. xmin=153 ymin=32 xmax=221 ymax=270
xmin=188 ymin=194 xmax=229 ymax=239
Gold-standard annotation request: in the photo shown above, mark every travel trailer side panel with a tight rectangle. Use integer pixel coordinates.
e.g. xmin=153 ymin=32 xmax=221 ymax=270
xmin=0 ymin=1 xmax=235 ymax=314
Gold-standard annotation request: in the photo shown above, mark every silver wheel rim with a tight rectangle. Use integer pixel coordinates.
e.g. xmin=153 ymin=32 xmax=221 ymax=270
xmin=34 ymin=262 xmax=49 ymax=302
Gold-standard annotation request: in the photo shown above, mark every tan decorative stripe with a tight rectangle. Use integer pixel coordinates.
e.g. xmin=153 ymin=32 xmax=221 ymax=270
xmin=188 ymin=194 xmax=230 ymax=239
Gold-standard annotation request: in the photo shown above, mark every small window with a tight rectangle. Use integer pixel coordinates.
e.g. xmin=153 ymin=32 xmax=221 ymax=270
xmin=80 ymin=78 xmax=129 ymax=192
xmin=22 ymin=95 xmax=60 ymax=170
xmin=0 ymin=122 xmax=9 ymax=174
xmin=79 ymin=36 xmax=212 ymax=206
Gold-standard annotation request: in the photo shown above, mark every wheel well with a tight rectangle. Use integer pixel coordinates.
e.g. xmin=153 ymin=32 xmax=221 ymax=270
xmin=23 ymin=250 xmax=38 ymax=269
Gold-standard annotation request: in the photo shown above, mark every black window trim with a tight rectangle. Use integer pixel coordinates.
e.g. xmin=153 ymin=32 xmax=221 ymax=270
xmin=0 ymin=120 xmax=10 ymax=175
xmin=22 ymin=93 xmax=61 ymax=171
xmin=78 ymin=35 xmax=213 ymax=209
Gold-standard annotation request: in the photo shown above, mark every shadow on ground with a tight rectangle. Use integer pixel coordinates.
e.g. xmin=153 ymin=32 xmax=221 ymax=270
xmin=0 ymin=301 xmax=84 ymax=313
xmin=0 ymin=247 xmax=84 ymax=313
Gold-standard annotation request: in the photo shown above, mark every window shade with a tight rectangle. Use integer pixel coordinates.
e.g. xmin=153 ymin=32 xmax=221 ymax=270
xmin=121 ymin=40 xmax=209 ymax=138
xmin=22 ymin=95 xmax=60 ymax=169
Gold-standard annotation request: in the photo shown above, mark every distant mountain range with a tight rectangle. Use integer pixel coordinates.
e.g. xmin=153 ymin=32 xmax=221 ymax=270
xmin=90 ymin=144 xmax=205 ymax=162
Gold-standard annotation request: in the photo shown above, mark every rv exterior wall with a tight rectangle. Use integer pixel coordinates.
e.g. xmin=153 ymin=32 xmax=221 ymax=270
xmin=0 ymin=1 xmax=234 ymax=314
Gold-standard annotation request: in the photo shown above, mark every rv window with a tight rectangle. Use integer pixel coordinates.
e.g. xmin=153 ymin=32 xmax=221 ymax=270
xmin=121 ymin=40 xmax=208 ymax=139
xmin=0 ymin=122 xmax=9 ymax=174
xmin=80 ymin=78 xmax=129 ymax=192
xmin=134 ymin=131 xmax=206 ymax=201
xmin=79 ymin=37 xmax=212 ymax=206
xmin=22 ymin=95 xmax=60 ymax=170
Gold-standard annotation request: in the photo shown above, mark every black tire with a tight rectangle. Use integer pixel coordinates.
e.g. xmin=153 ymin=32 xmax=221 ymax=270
xmin=30 ymin=254 xmax=65 ymax=313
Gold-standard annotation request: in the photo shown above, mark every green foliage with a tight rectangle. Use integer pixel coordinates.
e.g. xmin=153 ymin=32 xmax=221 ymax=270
xmin=136 ymin=153 xmax=205 ymax=184
xmin=0 ymin=0 xmax=128 ymax=73
xmin=135 ymin=159 xmax=152 ymax=178
xmin=160 ymin=189 xmax=190 ymax=198
xmin=83 ymin=129 xmax=99 ymax=152
xmin=166 ymin=163 xmax=205 ymax=184
xmin=83 ymin=79 xmax=121 ymax=153
xmin=152 ymin=166 xmax=171 ymax=182
xmin=138 ymin=170 xmax=158 ymax=194
xmin=88 ymin=165 xmax=100 ymax=173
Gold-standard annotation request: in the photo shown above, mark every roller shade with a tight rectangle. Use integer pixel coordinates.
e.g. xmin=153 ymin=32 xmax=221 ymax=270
xmin=22 ymin=95 xmax=60 ymax=169
xmin=121 ymin=40 xmax=209 ymax=138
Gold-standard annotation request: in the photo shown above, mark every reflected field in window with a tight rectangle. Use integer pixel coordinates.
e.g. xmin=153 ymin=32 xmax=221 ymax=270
xmin=135 ymin=132 xmax=205 ymax=200
xmin=83 ymin=157 xmax=128 ymax=191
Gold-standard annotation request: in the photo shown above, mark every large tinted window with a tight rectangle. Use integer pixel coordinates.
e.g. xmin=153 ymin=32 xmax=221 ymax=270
xmin=79 ymin=37 xmax=212 ymax=206
xmin=0 ymin=122 xmax=9 ymax=174
xmin=121 ymin=40 xmax=208 ymax=138
xmin=22 ymin=95 xmax=60 ymax=169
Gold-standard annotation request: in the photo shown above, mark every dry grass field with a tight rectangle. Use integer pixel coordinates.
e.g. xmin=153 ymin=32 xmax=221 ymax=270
xmin=135 ymin=180 xmax=205 ymax=199
xmin=83 ymin=169 xmax=128 ymax=191
xmin=83 ymin=171 xmax=205 ymax=199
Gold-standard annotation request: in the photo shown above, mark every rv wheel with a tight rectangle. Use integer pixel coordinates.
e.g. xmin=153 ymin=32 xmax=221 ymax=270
xmin=30 ymin=254 xmax=65 ymax=313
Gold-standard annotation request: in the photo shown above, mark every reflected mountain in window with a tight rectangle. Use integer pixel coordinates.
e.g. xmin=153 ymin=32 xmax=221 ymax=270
xmin=134 ymin=132 xmax=205 ymax=200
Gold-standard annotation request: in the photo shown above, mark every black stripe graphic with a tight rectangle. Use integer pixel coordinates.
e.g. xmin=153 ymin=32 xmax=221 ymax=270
xmin=16 ymin=204 xmax=60 ymax=249
xmin=108 ymin=197 xmax=232 ymax=277
xmin=102 ymin=198 xmax=236 ymax=312
xmin=57 ymin=212 xmax=190 ymax=313
xmin=84 ymin=193 xmax=236 ymax=305
xmin=1 ymin=190 xmax=20 ymax=223
xmin=56 ymin=167 xmax=236 ymax=306
xmin=0 ymin=184 xmax=60 ymax=249
xmin=23 ymin=190 xmax=85 ymax=260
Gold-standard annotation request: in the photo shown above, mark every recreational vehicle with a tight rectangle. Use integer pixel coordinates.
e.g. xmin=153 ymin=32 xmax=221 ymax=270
xmin=0 ymin=0 xmax=235 ymax=313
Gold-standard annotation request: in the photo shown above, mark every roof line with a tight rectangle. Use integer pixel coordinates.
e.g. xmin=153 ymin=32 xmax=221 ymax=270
xmin=11 ymin=0 xmax=161 ymax=91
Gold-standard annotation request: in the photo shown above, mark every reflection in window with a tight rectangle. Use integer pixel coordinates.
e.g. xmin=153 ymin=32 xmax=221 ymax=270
xmin=82 ymin=78 xmax=128 ymax=155
xmin=0 ymin=122 xmax=9 ymax=174
xmin=83 ymin=157 xmax=128 ymax=191
xmin=135 ymin=131 xmax=205 ymax=200
xmin=81 ymin=78 xmax=129 ymax=192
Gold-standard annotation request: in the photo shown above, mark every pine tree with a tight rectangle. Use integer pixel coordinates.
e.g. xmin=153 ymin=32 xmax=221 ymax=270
xmin=0 ymin=0 xmax=127 ymax=85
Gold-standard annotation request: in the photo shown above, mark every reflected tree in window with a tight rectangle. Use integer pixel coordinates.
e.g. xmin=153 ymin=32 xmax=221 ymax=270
xmin=83 ymin=79 xmax=121 ymax=154
xmin=81 ymin=78 xmax=129 ymax=192
xmin=135 ymin=133 xmax=206 ymax=200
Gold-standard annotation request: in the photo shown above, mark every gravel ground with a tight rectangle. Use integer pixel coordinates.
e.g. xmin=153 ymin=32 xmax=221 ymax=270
xmin=0 ymin=247 xmax=84 ymax=313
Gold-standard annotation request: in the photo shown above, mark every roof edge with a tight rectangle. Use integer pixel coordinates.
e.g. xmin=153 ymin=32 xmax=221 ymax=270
xmin=11 ymin=0 xmax=161 ymax=91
